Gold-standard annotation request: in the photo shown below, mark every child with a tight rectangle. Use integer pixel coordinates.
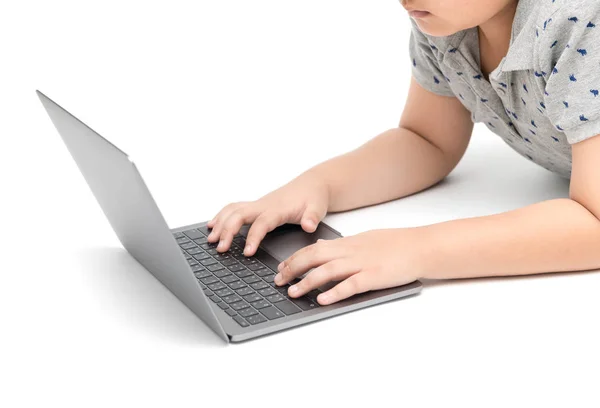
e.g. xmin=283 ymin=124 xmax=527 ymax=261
xmin=206 ymin=0 xmax=600 ymax=306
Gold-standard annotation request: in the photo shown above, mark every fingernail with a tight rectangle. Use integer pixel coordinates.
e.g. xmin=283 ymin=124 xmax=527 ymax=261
xmin=274 ymin=273 xmax=282 ymax=284
xmin=208 ymin=232 xmax=215 ymax=241
xmin=289 ymin=285 xmax=298 ymax=295
xmin=218 ymin=240 xmax=225 ymax=250
xmin=244 ymin=243 xmax=253 ymax=255
xmin=277 ymin=262 xmax=284 ymax=272
xmin=318 ymin=293 xmax=331 ymax=304
xmin=305 ymin=219 xmax=316 ymax=229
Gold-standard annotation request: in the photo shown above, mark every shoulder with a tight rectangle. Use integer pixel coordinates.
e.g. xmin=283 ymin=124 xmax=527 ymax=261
xmin=534 ymin=0 xmax=600 ymax=66
xmin=536 ymin=0 xmax=600 ymax=34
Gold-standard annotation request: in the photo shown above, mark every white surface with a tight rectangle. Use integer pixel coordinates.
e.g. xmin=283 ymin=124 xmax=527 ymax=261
xmin=2 ymin=1 xmax=599 ymax=407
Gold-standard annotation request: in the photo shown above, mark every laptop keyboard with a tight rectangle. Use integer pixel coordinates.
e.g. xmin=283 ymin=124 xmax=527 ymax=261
xmin=173 ymin=226 xmax=321 ymax=328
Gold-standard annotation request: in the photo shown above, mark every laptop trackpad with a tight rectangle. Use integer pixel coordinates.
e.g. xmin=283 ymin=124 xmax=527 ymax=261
xmin=238 ymin=222 xmax=342 ymax=263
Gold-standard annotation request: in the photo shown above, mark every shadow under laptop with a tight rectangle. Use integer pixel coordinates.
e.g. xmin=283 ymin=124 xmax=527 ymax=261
xmin=74 ymin=246 xmax=225 ymax=348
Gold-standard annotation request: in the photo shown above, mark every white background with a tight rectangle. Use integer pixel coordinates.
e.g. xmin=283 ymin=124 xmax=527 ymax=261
xmin=2 ymin=1 xmax=599 ymax=407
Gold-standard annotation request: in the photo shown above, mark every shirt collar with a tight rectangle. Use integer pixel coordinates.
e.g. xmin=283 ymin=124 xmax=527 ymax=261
xmin=428 ymin=0 xmax=540 ymax=73
xmin=500 ymin=0 xmax=540 ymax=72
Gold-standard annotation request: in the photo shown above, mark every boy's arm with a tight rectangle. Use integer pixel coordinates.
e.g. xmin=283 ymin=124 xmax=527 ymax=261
xmin=307 ymin=77 xmax=473 ymax=212
xmin=419 ymin=134 xmax=600 ymax=280
xmin=275 ymin=135 xmax=600 ymax=304
xmin=275 ymin=83 xmax=600 ymax=304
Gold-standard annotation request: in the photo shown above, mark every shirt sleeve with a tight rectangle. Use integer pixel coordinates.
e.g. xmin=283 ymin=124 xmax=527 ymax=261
xmin=408 ymin=19 xmax=455 ymax=97
xmin=538 ymin=5 xmax=600 ymax=144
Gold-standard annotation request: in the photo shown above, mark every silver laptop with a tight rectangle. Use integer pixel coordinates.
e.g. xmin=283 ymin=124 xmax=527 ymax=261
xmin=37 ymin=90 xmax=423 ymax=343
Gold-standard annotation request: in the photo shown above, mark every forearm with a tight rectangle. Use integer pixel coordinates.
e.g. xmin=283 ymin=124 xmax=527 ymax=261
xmin=417 ymin=198 xmax=600 ymax=279
xmin=306 ymin=127 xmax=453 ymax=212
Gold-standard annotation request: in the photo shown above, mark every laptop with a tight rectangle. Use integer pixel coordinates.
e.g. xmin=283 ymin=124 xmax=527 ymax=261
xmin=37 ymin=90 xmax=423 ymax=343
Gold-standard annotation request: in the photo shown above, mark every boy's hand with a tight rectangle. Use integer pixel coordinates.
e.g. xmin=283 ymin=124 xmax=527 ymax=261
xmin=207 ymin=172 xmax=330 ymax=256
xmin=275 ymin=228 xmax=422 ymax=305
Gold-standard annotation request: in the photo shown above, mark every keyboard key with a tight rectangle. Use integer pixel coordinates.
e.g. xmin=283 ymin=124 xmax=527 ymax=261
xmin=183 ymin=229 xmax=204 ymax=240
xmin=180 ymin=242 xmax=196 ymax=250
xmin=197 ymin=225 xmax=211 ymax=236
xmin=215 ymin=288 xmax=233 ymax=297
xmin=225 ymin=309 xmax=237 ymax=317
xmin=190 ymin=264 xmax=206 ymax=273
xmin=183 ymin=253 xmax=192 ymax=260
xmin=292 ymin=297 xmax=319 ymax=311
xmin=231 ymin=301 xmax=250 ymax=311
xmin=233 ymin=237 xmax=246 ymax=246
xmin=227 ymin=263 xmax=246 ymax=272
xmin=214 ymin=269 xmax=232 ymax=278
xmin=187 ymin=259 xmax=199 ymax=266
xmin=200 ymin=258 xmax=217 ymax=266
xmin=262 ymin=274 xmax=275 ymax=284
xmin=275 ymin=300 xmax=302 ymax=315
xmin=193 ymin=253 xmax=210 ymax=261
xmin=207 ymin=264 xmax=225 ymax=272
xmin=209 ymin=295 xmax=222 ymax=303
xmin=214 ymin=253 xmax=231 ymax=261
xmin=251 ymin=300 xmax=270 ymax=309
xmin=186 ymin=247 xmax=202 ymax=255
xmin=275 ymin=285 xmax=290 ymax=294
xmin=203 ymin=289 xmax=214 ymax=297
xmin=258 ymin=287 xmax=277 ymax=297
xmin=222 ymin=258 xmax=238 ymax=267
xmin=251 ymin=281 xmax=268 ymax=291
xmin=207 ymin=248 xmax=219 ymax=256
xmin=255 ymin=269 xmax=272 ymax=277
xmin=194 ymin=252 xmax=210 ymax=262
xmin=173 ymin=232 xmax=185 ymax=239
xmin=306 ymin=290 xmax=322 ymax=301
xmin=217 ymin=302 xmax=229 ymax=310
xmin=229 ymin=281 xmax=246 ymax=291
xmin=222 ymin=295 xmax=241 ymax=304
xmin=234 ymin=269 xmax=253 ymax=278
xmin=239 ymin=307 xmax=258 ymax=318
xmin=243 ymin=276 xmax=261 ymax=284
xmin=208 ymin=282 xmax=226 ymax=291
xmin=266 ymin=294 xmax=285 ymax=303
xmin=248 ymin=263 xmax=267 ymax=272
xmin=260 ymin=306 xmax=284 ymax=320
xmin=222 ymin=275 xmax=239 ymax=284
xmin=243 ymin=293 xmax=262 ymax=303
xmin=236 ymin=287 xmax=254 ymax=296
xmin=194 ymin=271 xmax=211 ymax=279
xmin=200 ymin=276 xmax=219 ymax=285
xmin=233 ymin=315 xmax=250 ymax=327
xmin=246 ymin=314 xmax=267 ymax=325
xmin=193 ymin=237 xmax=208 ymax=245
xmin=240 ymin=258 xmax=259 ymax=266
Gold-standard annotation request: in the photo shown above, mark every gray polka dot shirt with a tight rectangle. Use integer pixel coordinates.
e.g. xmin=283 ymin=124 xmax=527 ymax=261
xmin=409 ymin=0 xmax=600 ymax=179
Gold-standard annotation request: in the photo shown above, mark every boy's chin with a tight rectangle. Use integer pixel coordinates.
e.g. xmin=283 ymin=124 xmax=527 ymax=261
xmin=413 ymin=19 xmax=462 ymax=37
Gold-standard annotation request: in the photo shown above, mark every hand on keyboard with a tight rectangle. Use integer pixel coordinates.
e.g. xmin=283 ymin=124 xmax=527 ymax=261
xmin=206 ymin=171 xmax=330 ymax=257
xmin=274 ymin=228 xmax=422 ymax=305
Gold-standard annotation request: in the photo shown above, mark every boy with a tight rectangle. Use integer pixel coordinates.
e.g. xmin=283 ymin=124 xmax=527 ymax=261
xmin=207 ymin=0 xmax=600 ymax=305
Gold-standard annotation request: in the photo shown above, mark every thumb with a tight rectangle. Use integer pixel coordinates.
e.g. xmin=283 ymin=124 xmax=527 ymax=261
xmin=300 ymin=200 xmax=327 ymax=233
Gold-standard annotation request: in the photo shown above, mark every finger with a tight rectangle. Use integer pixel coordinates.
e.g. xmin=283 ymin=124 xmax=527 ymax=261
xmin=300 ymin=200 xmax=328 ymax=233
xmin=286 ymin=258 xmax=358 ymax=298
xmin=207 ymin=203 xmax=244 ymax=242
xmin=317 ymin=272 xmax=371 ymax=305
xmin=243 ymin=212 xmax=283 ymax=256
xmin=216 ymin=207 xmax=260 ymax=252
xmin=275 ymin=239 xmax=346 ymax=285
